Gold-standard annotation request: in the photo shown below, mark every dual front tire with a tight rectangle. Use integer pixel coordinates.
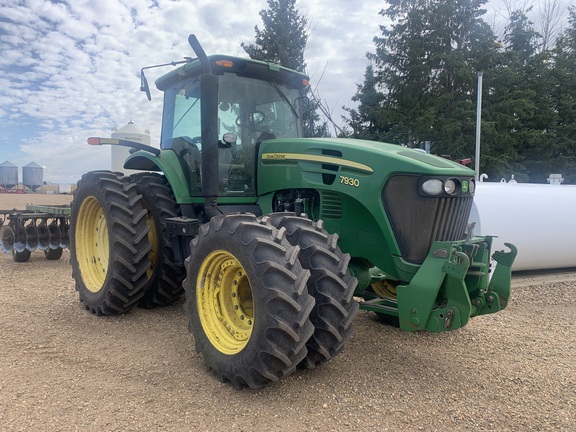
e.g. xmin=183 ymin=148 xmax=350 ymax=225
xmin=185 ymin=213 xmax=358 ymax=389
xmin=185 ymin=213 xmax=315 ymax=389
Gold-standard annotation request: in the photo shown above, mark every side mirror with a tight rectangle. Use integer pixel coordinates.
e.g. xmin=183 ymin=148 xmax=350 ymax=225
xmin=140 ymin=69 xmax=151 ymax=101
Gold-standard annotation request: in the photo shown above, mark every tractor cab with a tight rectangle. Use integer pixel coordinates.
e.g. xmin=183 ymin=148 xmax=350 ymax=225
xmin=155 ymin=54 xmax=309 ymax=197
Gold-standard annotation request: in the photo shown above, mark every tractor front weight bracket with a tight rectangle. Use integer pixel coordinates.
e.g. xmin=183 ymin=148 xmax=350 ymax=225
xmin=396 ymin=240 xmax=507 ymax=333
xmin=395 ymin=241 xmax=466 ymax=332
xmin=425 ymin=251 xmax=473 ymax=332
xmin=480 ymin=242 xmax=517 ymax=315
xmin=393 ymin=239 xmax=517 ymax=332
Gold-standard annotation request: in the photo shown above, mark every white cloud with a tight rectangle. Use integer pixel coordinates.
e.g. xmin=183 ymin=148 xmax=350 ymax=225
xmin=2 ymin=0 xmax=545 ymax=183
xmin=1 ymin=0 xmax=378 ymax=184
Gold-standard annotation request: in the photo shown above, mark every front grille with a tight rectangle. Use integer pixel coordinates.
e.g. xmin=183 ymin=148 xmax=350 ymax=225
xmin=382 ymin=175 xmax=473 ymax=263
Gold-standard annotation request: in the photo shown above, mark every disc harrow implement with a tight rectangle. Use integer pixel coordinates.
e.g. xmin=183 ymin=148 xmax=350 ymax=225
xmin=0 ymin=205 xmax=71 ymax=262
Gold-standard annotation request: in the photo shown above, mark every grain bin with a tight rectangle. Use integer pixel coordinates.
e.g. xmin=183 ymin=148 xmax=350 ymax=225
xmin=0 ymin=161 xmax=18 ymax=188
xmin=111 ymin=121 xmax=152 ymax=175
xmin=22 ymin=162 xmax=44 ymax=190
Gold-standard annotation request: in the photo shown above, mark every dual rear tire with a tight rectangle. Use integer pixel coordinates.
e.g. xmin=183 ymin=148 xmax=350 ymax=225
xmin=70 ymin=171 xmax=185 ymax=314
xmin=129 ymin=173 xmax=185 ymax=308
xmin=70 ymin=171 xmax=151 ymax=315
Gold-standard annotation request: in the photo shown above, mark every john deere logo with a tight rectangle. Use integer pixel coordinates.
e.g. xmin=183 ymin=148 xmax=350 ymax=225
xmin=462 ymin=181 xmax=469 ymax=193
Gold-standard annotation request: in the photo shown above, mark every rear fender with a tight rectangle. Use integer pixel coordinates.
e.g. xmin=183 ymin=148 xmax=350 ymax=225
xmin=124 ymin=150 xmax=192 ymax=202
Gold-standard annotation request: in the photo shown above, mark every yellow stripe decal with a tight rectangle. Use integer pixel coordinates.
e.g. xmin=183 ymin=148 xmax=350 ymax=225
xmin=261 ymin=153 xmax=373 ymax=174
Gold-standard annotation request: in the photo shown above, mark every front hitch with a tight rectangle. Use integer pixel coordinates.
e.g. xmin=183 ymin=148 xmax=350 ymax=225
xmin=395 ymin=239 xmax=517 ymax=333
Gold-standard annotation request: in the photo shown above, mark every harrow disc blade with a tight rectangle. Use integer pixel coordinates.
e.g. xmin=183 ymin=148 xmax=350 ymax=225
xmin=59 ymin=223 xmax=70 ymax=249
xmin=14 ymin=224 xmax=27 ymax=253
xmin=48 ymin=222 xmax=62 ymax=250
xmin=0 ymin=225 xmax=15 ymax=253
xmin=25 ymin=223 xmax=40 ymax=251
xmin=37 ymin=223 xmax=50 ymax=251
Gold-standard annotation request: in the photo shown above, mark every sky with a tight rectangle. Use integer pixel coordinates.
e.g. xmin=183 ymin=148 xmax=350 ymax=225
xmin=0 ymin=0 xmax=558 ymax=184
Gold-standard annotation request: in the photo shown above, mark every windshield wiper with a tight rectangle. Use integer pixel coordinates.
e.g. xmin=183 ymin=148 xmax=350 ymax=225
xmin=173 ymin=98 xmax=200 ymax=132
xmin=270 ymin=82 xmax=299 ymax=119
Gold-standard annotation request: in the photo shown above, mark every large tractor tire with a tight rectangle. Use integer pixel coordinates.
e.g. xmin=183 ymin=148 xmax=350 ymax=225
xmin=268 ymin=213 xmax=359 ymax=368
xmin=70 ymin=171 xmax=151 ymax=315
xmin=184 ymin=213 xmax=315 ymax=389
xmin=130 ymin=173 xmax=185 ymax=308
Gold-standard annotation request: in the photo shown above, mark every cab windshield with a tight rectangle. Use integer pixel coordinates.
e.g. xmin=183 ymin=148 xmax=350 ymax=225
xmin=161 ymin=73 xmax=304 ymax=149
xmin=161 ymin=72 xmax=305 ymax=196
xmin=217 ymin=72 xmax=304 ymax=146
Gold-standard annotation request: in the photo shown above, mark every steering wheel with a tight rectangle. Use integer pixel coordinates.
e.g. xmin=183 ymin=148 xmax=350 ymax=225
xmin=235 ymin=111 xmax=266 ymax=129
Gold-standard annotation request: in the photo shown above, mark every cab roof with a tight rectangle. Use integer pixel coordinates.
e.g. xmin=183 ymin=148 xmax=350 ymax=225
xmin=155 ymin=54 xmax=310 ymax=91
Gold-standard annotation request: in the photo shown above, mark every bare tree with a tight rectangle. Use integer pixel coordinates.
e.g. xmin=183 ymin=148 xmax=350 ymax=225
xmin=306 ymin=63 xmax=347 ymax=136
xmin=538 ymin=0 xmax=567 ymax=51
xmin=495 ymin=0 xmax=568 ymax=51
xmin=485 ymin=0 xmax=536 ymax=43
xmin=501 ymin=0 xmax=535 ymax=16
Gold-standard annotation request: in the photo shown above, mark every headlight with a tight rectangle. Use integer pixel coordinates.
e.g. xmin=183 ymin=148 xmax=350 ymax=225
xmin=421 ymin=178 xmax=443 ymax=195
xmin=444 ymin=179 xmax=457 ymax=195
xmin=468 ymin=179 xmax=475 ymax=194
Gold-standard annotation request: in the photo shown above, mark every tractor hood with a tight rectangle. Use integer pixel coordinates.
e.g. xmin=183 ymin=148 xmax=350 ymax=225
xmin=258 ymin=137 xmax=475 ymax=182
xmin=257 ymin=137 xmax=477 ymax=275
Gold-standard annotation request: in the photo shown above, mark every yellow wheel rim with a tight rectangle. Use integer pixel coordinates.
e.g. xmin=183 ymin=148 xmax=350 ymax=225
xmin=197 ymin=250 xmax=254 ymax=355
xmin=371 ymin=280 xmax=397 ymax=299
xmin=76 ymin=196 xmax=109 ymax=293
xmin=144 ymin=207 xmax=157 ymax=280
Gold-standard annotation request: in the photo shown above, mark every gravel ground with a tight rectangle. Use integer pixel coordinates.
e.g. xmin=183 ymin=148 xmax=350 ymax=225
xmin=1 ymin=193 xmax=574 ymax=431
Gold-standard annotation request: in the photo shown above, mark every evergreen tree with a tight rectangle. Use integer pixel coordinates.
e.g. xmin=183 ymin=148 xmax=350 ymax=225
xmin=241 ymin=0 xmax=308 ymax=73
xmin=547 ymin=6 xmax=576 ymax=183
xmin=345 ymin=1 xmax=575 ymax=182
xmin=345 ymin=64 xmax=386 ymax=140
xmin=350 ymin=0 xmax=500 ymax=158
xmin=479 ymin=10 xmax=540 ymax=180
xmin=241 ymin=0 xmax=328 ymax=137
xmin=484 ymin=9 xmax=562 ymax=182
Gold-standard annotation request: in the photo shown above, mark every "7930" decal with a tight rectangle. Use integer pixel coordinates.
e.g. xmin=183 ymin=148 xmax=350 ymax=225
xmin=340 ymin=176 xmax=360 ymax=187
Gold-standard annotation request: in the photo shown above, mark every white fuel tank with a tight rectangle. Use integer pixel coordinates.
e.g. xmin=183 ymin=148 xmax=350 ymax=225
xmin=469 ymin=182 xmax=576 ymax=271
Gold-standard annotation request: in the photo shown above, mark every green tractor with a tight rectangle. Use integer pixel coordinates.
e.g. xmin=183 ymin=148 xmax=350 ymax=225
xmin=70 ymin=35 xmax=516 ymax=389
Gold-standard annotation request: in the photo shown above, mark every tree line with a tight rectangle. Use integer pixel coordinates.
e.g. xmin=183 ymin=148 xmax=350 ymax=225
xmin=242 ymin=0 xmax=576 ymax=183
